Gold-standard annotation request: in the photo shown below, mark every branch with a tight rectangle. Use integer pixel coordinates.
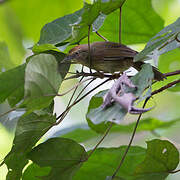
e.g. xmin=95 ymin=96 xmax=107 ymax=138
xmin=164 ymin=70 xmax=180 ymax=78
xmin=112 ymin=98 xmax=149 ymax=179
xmin=151 ymin=79 xmax=180 ymax=96
xmin=65 ymin=69 xmax=180 ymax=81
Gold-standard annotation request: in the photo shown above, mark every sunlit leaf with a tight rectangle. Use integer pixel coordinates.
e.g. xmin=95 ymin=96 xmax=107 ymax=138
xmin=0 ymin=7 xmax=25 ymax=66
xmin=134 ymin=18 xmax=180 ymax=62
xmin=20 ymin=54 xmax=62 ymax=112
xmin=98 ymin=0 xmax=164 ymax=44
xmin=32 ymin=44 xmax=61 ymax=54
xmin=135 ymin=139 xmax=179 ymax=179
xmin=22 ymin=163 xmax=51 ymax=180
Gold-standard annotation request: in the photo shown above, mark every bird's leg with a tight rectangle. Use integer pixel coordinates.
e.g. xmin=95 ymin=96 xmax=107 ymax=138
xmin=88 ymin=25 xmax=92 ymax=74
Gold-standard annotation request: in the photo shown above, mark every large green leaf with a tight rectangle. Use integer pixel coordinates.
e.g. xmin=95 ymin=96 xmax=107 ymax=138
xmin=99 ymin=0 xmax=164 ymax=44
xmin=74 ymin=139 xmax=179 ymax=180
xmin=38 ymin=9 xmax=84 ymax=45
xmin=134 ymin=17 xmax=180 ymax=62
xmin=134 ymin=139 xmax=179 ymax=179
xmin=37 ymin=0 xmax=126 ymax=45
xmin=9 ymin=0 xmax=83 ymax=42
xmin=21 ymin=54 xmax=62 ymax=112
xmin=0 ymin=63 xmax=25 ymax=105
xmin=2 ymin=112 xmax=56 ymax=180
xmin=27 ymin=137 xmax=88 ymax=180
xmin=73 ymin=146 xmax=146 ymax=180
xmin=0 ymin=6 xmax=25 ymax=66
xmin=71 ymin=0 xmax=126 ymax=43
xmin=0 ymin=41 xmax=14 ymax=71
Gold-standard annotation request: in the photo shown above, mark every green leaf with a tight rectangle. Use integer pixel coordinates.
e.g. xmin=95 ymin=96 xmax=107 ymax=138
xmin=32 ymin=44 xmax=61 ymax=54
xmin=21 ymin=54 xmax=62 ymax=112
xmin=134 ymin=17 xmax=180 ymax=62
xmin=130 ymin=63 xmax=153 ymax=97
xmin=86 ymin=90 xmax=127 ymax=133
xmin=73 ymin=146 xmax=146 ymax=180
xmin=38 ymin=9 xmax=84 ymax=45
xmin=98 ymin=0 xmax=164 ymax=44
xmin=0 ymin=41 xmax=14 ymax=71
xmin=22 ymin=163 xmax=51 ymax=180
xmin=71 ymin=0 xmax=125 ymax=43
xmin=0 ymin=63 xmax=25 ymax=105
xmin=2 ymin=112 xmax=56 ymax=180
xmin=27 ymin=137 xmax=88 ymax=180
xmin=134 ymin=139 xmax=179 ymax=179
xmin=0 ymin=7 xmax=25 ymax=66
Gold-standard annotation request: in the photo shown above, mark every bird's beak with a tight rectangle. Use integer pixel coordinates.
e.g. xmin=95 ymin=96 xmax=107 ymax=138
xmin=62 ymin=55 xmax=75 ymax=63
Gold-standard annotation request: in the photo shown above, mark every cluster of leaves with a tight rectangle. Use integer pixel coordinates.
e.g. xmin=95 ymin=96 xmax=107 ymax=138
xmin=0 ymin=0 xmax=180 ymax=179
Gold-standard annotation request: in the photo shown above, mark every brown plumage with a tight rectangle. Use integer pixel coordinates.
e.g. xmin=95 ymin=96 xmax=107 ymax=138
xmin=65 ymin=41 xmax=165 ymax=81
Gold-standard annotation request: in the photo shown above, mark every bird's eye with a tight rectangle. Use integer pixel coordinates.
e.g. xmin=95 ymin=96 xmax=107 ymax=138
xmin=75 ymin=51 xmax=79 ymax=55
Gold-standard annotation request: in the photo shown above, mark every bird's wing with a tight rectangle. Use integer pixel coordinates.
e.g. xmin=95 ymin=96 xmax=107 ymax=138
xmin=92 ymin=42 xmax=138 ymax=61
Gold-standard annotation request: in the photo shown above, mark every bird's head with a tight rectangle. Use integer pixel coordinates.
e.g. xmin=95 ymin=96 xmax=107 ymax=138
xmin=63 ymin=44 xmax=89 ymax=64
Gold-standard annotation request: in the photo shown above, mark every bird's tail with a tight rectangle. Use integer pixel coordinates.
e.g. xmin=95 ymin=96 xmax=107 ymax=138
xmin=133 ymin=62 xmax=166 ymax=81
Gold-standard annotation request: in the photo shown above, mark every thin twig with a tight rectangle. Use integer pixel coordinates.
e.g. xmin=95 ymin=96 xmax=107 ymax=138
xmin=55 ymin=78 xmax=93 ymax=97
xmin=119 ymin=6 xmax=122 ymax=43
xmin=96 ymin=31 xmax=108 ymax=41
xmin=55 ymin=76 xmax=85 ymax=122
xmin=112 ymin=98 xmax=149 ymax=179
xmin=164 ymin=70 xmax=180 ymax=78
xmin=85 ymin=122 xmax=113 ymax=161
xmin=55 ymin=78 xmax=110 ymax=125
xmin=88 ymin=25 xmax=92 ymax=73
xmin=55 ymin=78 xmax=96 ymax=125
xmin=169 ymin=169 xmax=180 ymax=174
xmin=0 ymin=108 xmax=16 ymax=118
xmin=151 ymin=79 xmax=180 ymax=96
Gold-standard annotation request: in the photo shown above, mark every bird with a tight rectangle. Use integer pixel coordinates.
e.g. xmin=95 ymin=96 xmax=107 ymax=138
xmin=64 ymin=41 xmax=165 ymax=81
